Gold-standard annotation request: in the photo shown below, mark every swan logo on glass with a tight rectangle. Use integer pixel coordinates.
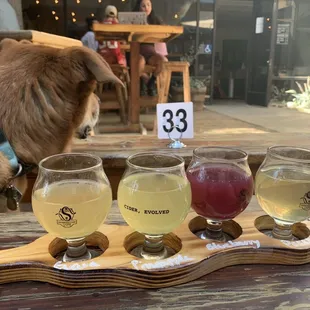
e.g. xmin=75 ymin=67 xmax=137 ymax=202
xmin=299 ymin=192 xmax=310 ymax=211
xmin=56 ymin=206 xmax=77 ymax=228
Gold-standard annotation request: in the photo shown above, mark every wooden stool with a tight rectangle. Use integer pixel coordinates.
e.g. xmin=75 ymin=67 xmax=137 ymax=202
xmin=153 ymin=61 xmax=191 ymax=133
xmin=96 ymin=65 xmax=129 ymax=125
xmin=160 ymin=61 xmax=191 ymax=103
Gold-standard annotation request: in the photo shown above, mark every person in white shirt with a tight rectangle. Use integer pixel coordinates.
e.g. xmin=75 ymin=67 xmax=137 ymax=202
xmin=81 ymin=17 xmax=99 ymax=51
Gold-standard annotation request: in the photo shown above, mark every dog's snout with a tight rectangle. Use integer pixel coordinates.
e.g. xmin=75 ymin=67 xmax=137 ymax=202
xmin=79 ymin=125 xmax=91 ymax=139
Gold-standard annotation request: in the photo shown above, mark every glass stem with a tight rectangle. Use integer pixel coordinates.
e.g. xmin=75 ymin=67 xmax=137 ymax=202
xmin=272 ymin=220 xmax=293 ymax=240
xmin=206 ymin=219 xmax=224 ymax=240
xmin=64 ymin=237 xmax=91 ymax=262
xmin=141 ymin=234 xmax=167 ymax=259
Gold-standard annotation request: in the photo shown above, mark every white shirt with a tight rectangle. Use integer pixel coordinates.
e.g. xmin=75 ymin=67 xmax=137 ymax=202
xmin=81 ymin=31 xmax=98 ymax=51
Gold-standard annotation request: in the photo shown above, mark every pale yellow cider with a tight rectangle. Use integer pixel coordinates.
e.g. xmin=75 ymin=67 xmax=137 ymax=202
xmin=32 ymin=180 xmax=112 ymax=238
xmin=117 ymin=173 xmax=191 ymax=235
xmin=256 ymin=166 xmax=310 ymax=224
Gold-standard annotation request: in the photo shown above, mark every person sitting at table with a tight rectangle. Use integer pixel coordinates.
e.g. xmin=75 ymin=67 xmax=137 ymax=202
xmin=133 ymin=0 xmax=168 ymax=97
xmin=81 ymin=17 xmax=99 ymax=51
xmin=98 ymin=5 xmax=127 ymax=67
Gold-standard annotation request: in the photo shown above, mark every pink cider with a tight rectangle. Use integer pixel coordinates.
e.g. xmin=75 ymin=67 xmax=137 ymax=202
xmin=186 ymin=164 xmax=254 ymax=220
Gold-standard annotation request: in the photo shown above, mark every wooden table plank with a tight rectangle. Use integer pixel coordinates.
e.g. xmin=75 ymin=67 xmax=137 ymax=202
xmin=72 ymin=132 xmax=310 ymax=168
xmin=93 ymin=24 xmax=183 ymax=43
xmin=0 ymin=30 xmax=82 ymax=48
xmin=1 ymin=198 xmax=310 ymax=309
xmin=21 ymin=132 xmax=310 ymax=204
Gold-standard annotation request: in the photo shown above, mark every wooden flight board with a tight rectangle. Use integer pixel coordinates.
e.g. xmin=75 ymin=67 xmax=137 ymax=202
xmin=0 ymin=200 xmax=310 ymax=289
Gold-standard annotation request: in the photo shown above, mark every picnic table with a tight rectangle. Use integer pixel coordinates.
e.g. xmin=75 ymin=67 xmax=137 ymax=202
xmin=1 ymin=198 xmax=310 ymax=310
xmin=93 ymin=24 xmax=184 ymax=133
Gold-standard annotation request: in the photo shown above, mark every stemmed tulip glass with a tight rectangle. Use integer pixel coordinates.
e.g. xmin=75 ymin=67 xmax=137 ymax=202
xmin=186 ymin=147 xmax=254 ymax=242
xmin=32 ymin=153 xmax=112 ymax=262
xmin=117 ymin=152 xmax=191 ymax=260
xmin=255 ymin=146 xmax=310 ymax=240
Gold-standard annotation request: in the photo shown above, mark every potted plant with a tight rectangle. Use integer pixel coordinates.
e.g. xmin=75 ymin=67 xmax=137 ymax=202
xmin=170 ymin=46 xmax=207 ymax=111
xmin=285 ymin=77 xmax=310 ymax=113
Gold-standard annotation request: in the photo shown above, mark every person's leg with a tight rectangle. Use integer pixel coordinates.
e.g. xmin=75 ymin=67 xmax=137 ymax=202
xmin=138 ymin=55 xmax=148 ymax=96
xmin=146 ymin=54 xmax=168 ymax=96
xmin=147 ymin=54 xmax=168 ymax=77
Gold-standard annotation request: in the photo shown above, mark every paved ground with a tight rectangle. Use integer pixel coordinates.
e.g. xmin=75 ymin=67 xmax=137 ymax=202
xmin=99 ymin=100 xmax=309 ymax=135
xmin=207 ymin=100 xmax=309 ymax=134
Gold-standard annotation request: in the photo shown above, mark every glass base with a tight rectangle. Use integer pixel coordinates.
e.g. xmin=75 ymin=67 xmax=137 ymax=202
xmin=130 ymin=244 xmax=176 ymax=260
xmin=130 ymin=234 xmax=176 ymax=260
xmin=194 ymin=219 xmax=233 ymax=242
xmin=261 ymin=219 xmax=298 ymax=241
xmin=261 ymin=229 xmax=299 ymax=241
xmin=57 ymin=237 xmax=101 ymax=262
xmin=195 ymin=229 xmax=233 ymax=242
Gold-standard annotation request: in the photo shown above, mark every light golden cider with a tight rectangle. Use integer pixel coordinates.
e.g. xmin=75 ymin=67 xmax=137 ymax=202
xmin=32 ymin=180 xmax=112 ymax=239
xmin=117 ymin=172 xmax=191 ymax=235
xmin=256 ymin=166 xmax=310 ymax=224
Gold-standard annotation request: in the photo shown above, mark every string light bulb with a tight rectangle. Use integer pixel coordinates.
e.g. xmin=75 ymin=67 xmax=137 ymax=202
xmin=174 ymin=14 xmax=178 ymax=19
xmin=98 ymin=0 xmax=102 ymax=3
xmin=71 ymin=12 xmax=75 ymax=16
xmin=52 ymin=11 xmax=56 ymax=15
xmin=76 ymin=0 xmax=80 ymax=3
xmin=91 ymin=13 xmax=95 ymax=17
xmin=55 ymin=0 xmax=58 ymax=3
xmin=36 ymin=0 xmax=39 ymax=4
xmin=55 ymin=16 xmax=59 ymax=20
xmin=73 ymin=18 xmax=77 ymax=22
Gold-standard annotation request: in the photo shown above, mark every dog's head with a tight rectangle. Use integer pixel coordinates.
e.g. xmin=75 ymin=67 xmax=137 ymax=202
xmin=76 ymin=91 xmax=100 ymax=139
xmin=0 ymin=39 xmax=122 ymax=188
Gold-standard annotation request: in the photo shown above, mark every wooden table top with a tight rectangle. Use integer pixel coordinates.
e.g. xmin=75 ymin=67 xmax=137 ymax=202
xmin=93 ymin=24 xmax=183 ymax=43
xmin=0 ymin=30 xmax=82 ymax=49
xmin=72 ymin=132 xmax=310 ymax=168
xmin=1 ymin=198 xmax=310 ymax=309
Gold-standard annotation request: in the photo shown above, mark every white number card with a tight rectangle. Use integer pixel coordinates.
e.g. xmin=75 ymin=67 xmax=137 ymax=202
xmin=157 ymin=102 xmax=194 ymax=139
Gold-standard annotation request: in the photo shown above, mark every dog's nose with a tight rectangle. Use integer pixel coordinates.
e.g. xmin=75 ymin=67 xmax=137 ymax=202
xmin=80 ymin=126 xmax=91 ymax=139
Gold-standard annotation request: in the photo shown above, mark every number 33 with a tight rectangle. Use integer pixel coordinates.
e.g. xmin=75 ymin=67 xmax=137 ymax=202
xmin=163 ymin=109 xmax=188 ymax=133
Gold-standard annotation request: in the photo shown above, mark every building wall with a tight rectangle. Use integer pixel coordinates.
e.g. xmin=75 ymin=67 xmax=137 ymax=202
xmin=8 ymin=0 xmax=23 ymax=29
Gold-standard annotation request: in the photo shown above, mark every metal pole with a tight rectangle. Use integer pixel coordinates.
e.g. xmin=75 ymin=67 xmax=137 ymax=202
xmin=209 ymin=0 xmax=217 ymax=104
xmin=195 ymin=0 xmax=200 ymax=77
xmin=266 ymin=0 xmax=278 ymax=106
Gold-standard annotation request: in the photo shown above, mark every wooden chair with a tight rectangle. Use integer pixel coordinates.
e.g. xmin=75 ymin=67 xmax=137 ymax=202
xmin=96 ymin=65 xmax=130 ymax=125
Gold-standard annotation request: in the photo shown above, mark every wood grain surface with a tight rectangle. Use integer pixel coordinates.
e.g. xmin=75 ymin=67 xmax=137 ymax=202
xmin=1 ymin=199 xmax=310 ymax=309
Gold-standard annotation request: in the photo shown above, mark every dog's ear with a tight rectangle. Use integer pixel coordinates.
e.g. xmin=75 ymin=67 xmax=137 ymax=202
xmin=63 ymin=46 xmax=124 ymax=86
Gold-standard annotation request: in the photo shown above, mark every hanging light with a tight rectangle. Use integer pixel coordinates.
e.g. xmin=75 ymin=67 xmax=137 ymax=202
xmin=55 ymin=16 xmax=59 ymax=20
xmin=98 ymin=0 xmax=102 ymax=3
xmin=36 ymin=0 xmax=39 ymax=4
xmin=71 ymin=12 xmax=75 ymax=16
xmin=174 ymin=14 xmax=179 ymax=19
xmin=55 ymin=0 xmax=59 ymax=3
xmin=73 ymin=18 xmax=77 ymax=22
xmin=91 ymin=13 xmax=95 ymax=17
xmin=76 ymin=0 xmax=80 ymax=3
xmin=52 ymin=11 xmax=56 ymax=15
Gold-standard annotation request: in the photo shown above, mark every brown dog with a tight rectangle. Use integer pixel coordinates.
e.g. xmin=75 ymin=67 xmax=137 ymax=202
xmin=0 ymin=38 xmax=122 ymax=207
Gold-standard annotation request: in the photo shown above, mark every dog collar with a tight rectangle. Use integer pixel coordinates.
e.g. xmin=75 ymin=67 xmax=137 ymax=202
xmin=0 ymin=129 xmax=36 ymax=179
